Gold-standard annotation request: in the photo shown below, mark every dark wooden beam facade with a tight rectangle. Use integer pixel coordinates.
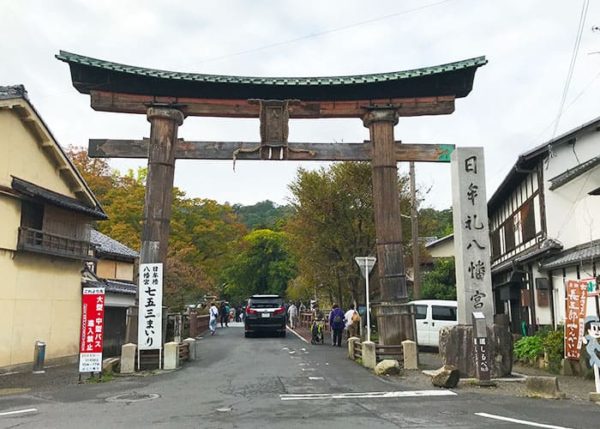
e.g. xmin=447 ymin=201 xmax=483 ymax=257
xmin=88 ymin=139 xmax=454 ymax=162
xmin=89 ymin=91 xmax=455 ymax=119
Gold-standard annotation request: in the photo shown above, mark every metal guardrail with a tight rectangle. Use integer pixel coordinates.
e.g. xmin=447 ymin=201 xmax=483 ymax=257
xmin=18 ymin=227 xmax=91 ymax=260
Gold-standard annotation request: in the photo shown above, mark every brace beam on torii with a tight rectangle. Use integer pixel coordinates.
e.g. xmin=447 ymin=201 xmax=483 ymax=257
xmin=89 ymin=139 xmax=455 ymax=162
xmin=58 ymin=51 xmax=486 ymax=347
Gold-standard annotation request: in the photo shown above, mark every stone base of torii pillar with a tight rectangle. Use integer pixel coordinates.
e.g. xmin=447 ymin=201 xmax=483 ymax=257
xmin=372 ymin=302 xmax=417 ymax=345
xmin=439 ymin=321 xmax=513 ymax=378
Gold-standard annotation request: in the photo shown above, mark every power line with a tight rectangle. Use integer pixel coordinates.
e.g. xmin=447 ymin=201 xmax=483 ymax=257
xmin=551 ymin=0 xmax=590 ymax=140
xmin=532 ymin=69 xmax=600 ymax=144
xmin=187 ymin=0 xmax=457 ymax=67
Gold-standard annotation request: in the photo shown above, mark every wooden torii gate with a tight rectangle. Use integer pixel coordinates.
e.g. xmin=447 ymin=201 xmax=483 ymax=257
xmin=58 ymin=51 xmax=486 ymax=346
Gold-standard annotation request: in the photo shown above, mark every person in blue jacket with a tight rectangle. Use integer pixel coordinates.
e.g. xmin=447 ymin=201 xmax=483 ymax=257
xmin=329 ymin=304 xmax=346 ymax=347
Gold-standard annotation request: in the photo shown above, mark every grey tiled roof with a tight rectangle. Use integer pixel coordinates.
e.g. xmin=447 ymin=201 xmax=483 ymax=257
xmin=540 ymin=240 xmax=600 ymax=270
xmin=548 ymin=155 xmax=600 ymax=190
xmin=91 ymin=230 xmax=139 ymax=259
xmin=105 ymin=279 xmax=136 ymax=295
xmin=12 ymin=177 xmax=107 ymax=220
xmin=0 ymin=85 xmax=28 ymax=100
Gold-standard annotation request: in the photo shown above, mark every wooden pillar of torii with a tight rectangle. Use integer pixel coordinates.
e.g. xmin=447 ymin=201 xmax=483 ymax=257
xmin=57 ymin=50 xmax=486 ymax=346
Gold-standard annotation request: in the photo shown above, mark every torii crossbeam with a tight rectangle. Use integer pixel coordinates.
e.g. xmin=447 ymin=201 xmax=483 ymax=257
xmin=58 ymin=51 xmax=486 ymax=347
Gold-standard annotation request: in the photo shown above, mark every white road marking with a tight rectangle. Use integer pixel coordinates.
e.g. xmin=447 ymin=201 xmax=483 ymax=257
xmin=287 ymin=326 xmax=309 ymax=344
xmin=0 ymin=408 xmax=38 ymax=417
xmin=280 ymin=390 xmax=457 ymax=401
xmin=475 ymin=412 xmax=574 ymax=429
xmin=308 ymin=377 xmax=324 ymax=380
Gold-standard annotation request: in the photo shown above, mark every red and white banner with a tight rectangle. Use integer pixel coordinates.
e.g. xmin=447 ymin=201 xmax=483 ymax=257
xmin=564 ymin=280 xmax=588 ymax=360
xmin=79 ymin=287 xmax=106 ymax=372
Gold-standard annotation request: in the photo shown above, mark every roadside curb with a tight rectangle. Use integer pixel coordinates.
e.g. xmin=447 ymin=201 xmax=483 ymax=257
xmin=287 ymin=325 xmax=309 ymax=344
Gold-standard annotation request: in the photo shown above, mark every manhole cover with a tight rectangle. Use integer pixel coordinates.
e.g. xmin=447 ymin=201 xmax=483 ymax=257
xmin=106 ymin=392 xmax=160 ymax=403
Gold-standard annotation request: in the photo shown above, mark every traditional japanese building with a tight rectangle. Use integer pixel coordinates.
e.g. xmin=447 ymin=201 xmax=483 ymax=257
xmin=85 ymin=229 xmax=138 ymax=357
xmin=0 ymin=85 xmax=106 ymax=370
xmin=426 ymin=117 xmax=600 ymax=333
xmin=489 ymin=116 xmax=600 ymax=333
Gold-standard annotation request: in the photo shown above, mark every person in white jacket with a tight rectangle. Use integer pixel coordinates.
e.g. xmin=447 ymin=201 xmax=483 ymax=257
xmin=344 ymin=304 xmax=360 ymax=339
xmin=287 ymin=303 xmax=298 ymax=329
xmin=209 ymin=302 xmax=219 ymax=336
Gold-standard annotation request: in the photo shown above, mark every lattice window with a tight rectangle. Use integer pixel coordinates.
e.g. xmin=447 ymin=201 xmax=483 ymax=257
xmin=520 ymin=199 xmax=536 ymax=243
xmin=491 ymin=229 xmax=501 ymax=259
xmin=504 ymin=216 xmax=515 ymax=251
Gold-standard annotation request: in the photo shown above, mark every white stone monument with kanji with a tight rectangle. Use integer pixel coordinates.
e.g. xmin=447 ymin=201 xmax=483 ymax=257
xmin=451 ymin=147 xmax=494 ymax=325
xmin=439 ymin=147 xmax=512 ymax=378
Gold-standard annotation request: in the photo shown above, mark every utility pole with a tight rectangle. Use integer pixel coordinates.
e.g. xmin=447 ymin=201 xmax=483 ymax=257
xmin=410 ymin=162 xmax=421 ymax=299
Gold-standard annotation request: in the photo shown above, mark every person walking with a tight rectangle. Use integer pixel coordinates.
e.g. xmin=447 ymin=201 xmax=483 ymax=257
xmin=287 ymin=302 xmax=298 ymax=329
xmin=344 ymin=304 xmax=360 ymax=339
xmin=329 ymin=304 xmax=345 ymax=347
xmin=219 ymin=302 xmax=228 ymax=328
xmin=209 ymin=302 xmax=219 ymax=336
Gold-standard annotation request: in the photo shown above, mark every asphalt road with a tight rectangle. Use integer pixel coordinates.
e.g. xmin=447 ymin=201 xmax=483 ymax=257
xmin=1 ymin=324 xmax=599 ymax=428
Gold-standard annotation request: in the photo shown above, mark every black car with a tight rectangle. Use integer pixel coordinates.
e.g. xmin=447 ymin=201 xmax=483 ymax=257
xmin=244 ymin=295 xmax=286 ymax=338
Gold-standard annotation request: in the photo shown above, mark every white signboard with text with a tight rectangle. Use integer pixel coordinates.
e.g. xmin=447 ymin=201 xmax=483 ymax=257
xmin=138 ymin=263 xmax=163 ymax=350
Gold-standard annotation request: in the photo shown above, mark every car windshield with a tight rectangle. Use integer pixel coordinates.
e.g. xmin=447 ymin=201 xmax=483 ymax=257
xmin=248 ymin=298 xmax=283 ymax=309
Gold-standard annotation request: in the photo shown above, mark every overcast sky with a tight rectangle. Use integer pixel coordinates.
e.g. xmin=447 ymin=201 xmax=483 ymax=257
xmin=2 ymin=0 xmax=599 ymax=210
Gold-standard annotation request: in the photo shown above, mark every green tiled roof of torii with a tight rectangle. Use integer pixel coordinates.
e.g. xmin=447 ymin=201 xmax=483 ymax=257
xmin=56 ymin=51 xmax=487 ymax=101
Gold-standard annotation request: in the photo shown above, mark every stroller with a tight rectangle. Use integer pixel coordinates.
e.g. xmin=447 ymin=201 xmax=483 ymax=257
xmin=311 ymin=319 xmax=325 ymax=345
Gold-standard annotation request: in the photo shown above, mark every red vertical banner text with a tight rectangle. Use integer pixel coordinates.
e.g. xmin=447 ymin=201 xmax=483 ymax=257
xmin=564 ymin=280 xmax=588 ymax=360
xmin=79 ymin=287 xmax=105 ymax=372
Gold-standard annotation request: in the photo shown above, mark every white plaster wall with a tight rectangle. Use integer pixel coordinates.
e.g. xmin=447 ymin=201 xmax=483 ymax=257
xmin=531 ymin=266 xmax=552 ymax=326
xmin=543 ymin=132 xmax=600 ymax=249
xmin=105 ymin=293 xmax=135 ymax=308
xmin=427 ymin=238 xmax=455 ymax=258
xmin=551 ymin=265 xmax=599 ymax=328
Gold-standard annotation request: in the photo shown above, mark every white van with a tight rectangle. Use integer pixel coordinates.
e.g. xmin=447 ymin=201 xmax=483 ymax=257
xmin=408 ymin=300 xmax=457 ymax=347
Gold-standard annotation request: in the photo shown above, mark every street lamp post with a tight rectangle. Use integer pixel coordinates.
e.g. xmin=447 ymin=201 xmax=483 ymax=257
xmin=355 ymin=256 xmax=376 ymax=343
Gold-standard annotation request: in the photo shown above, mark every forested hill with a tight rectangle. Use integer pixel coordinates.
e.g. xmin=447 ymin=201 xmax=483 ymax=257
xmin=232 ymin=200 xmax=294 ymax=231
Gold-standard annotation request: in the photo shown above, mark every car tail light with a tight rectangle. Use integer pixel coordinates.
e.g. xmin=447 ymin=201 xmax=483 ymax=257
xmin=246 ymin=306 xmax=258 ymax=315
xmin=273 ymin=306 xmax=285 ymax=315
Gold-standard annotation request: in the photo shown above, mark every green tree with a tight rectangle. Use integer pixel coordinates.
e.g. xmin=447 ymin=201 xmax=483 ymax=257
xmin=419 ymin=207 xmax=453 ymax=238
xmin=67 ymin=147 xmax=247 ymax=310
xmin=65 ymin=146 xmax=115 ymax=201
xmin=286 ymin=162 xmax=411 ymax=307
xmin=421 ymin=258 xmax=456 ymax=300
xmin=232 ymin=200 xmax=293 ymax=231
xmin=223 ymin=229 xmax=297 ymax=303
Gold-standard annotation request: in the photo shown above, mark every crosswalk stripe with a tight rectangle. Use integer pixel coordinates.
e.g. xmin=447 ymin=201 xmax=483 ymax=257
xmin=475 ymin=413 xmax=574 ymax=429
xmin=280 ymin=390 xmax=456 ymax=401
xmin=0 ymin=408 xmax=38 ymax=417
